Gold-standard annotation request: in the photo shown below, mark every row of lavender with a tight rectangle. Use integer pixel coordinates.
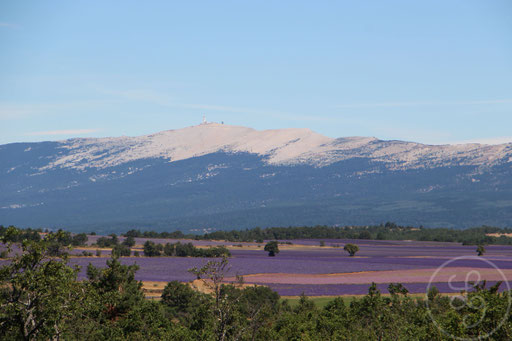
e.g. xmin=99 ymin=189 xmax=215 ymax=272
xmin=4 ymin=237 xmax=512 ymax=296
xmin=59 ymin=247 xmax=512 ymax=281
xmin=86 ymin=234 xmax=512 ymax=257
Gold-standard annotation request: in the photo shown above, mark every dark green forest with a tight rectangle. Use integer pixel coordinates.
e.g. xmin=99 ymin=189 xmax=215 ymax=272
xmin=3 ymin=223 xmax=512 ymax=248
xmin=2 ymin=227 xmax=512 ymax=340
xmin=124 ymin=223 xmax=512 ymax=246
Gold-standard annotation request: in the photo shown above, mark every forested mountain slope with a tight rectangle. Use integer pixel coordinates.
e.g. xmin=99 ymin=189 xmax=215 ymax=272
xmin=1 ymin=123 xmax=511 ymax=232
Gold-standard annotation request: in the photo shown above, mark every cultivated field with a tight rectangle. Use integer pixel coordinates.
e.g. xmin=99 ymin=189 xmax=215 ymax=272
xmin=51 ymin=237 xmax=512 ymax=297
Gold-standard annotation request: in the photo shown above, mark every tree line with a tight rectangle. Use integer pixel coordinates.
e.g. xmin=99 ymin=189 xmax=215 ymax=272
xmin=4 ymin=223 xmax=512 ymax=247
xmin=93 ymin=233 xmax=230 ymax=258
xmin=143 ymin=240 xmax=231 ymax=258
xmin=122 ymin=223 xmax=512 ymax=245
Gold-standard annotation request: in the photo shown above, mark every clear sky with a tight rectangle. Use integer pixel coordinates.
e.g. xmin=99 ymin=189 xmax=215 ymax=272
xmin=1 ymin=1 xmax=511 ymax=145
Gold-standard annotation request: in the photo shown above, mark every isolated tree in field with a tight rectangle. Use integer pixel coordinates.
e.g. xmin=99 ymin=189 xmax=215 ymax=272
xmin=344 ymin=243 xmax=359 ymax=256
xmin=476 ymin=245 xmax=486 ymax=256
xmin=264 ymin=241 xmax=280 ymax=257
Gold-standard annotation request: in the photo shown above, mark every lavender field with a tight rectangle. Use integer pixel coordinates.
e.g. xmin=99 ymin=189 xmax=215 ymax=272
xmin=4 ymin=236 xmax=512 ymax=297
xmin=67 ymin=237 xmax=512 ymax=296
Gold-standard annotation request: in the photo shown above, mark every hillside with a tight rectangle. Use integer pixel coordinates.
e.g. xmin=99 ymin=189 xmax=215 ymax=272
xmin=1 ymin=123 xmax=512 ymax=233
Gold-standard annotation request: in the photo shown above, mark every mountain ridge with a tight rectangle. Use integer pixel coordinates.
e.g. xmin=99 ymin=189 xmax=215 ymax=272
xmin=1 ymin=123 xmax=512 ymax=232
xmin=6 ymin=123 xmax=512 ymax=172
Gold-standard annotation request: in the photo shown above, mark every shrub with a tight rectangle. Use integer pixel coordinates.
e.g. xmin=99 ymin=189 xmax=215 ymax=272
xmin=122 ymin=236 xmax=136 ymax=247
xmin=163 ymin=242 xmax=175 ymax=256
xmin=161 ymin=281 xmax=198 ymax=313
xmin=476 ymin=245 xmax=486 ymax=256
xmin=71 ymin=233 xmax=88 ymax=246
xmin=112 ymin=244 xmax=131 ymax=257
xmin=143 ymin=241 xmax=162 ymax=257
xmin=358 ymin=230 xmax=372 ymax=239
xmin=96 ymin=236 xmax=118 ymax=248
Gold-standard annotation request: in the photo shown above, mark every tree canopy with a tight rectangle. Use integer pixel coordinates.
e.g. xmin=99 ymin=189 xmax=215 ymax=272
xmin=264 ymin=241 xmax=280 ymax=257
xmin=344 ymin=243 xmax=359 ymax=256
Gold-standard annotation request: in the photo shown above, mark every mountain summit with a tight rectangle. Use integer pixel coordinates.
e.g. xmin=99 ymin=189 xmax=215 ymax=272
xmin=1 ymin=124 xmax=512 ymax=232
xmin=35 ymin=123 xmax=512 ymax=170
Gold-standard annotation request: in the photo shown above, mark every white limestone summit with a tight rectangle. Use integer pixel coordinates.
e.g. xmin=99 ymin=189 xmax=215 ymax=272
xmin=41 ymin=123 xmax=512 ymax=171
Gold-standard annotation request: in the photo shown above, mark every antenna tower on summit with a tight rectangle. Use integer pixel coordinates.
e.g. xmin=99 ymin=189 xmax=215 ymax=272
xmin=202 ymin=114 xmax=207 ymax=125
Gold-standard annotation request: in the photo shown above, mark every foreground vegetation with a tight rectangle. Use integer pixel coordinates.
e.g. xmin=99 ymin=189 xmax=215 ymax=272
xmin=2 ymin=227 xmax=512 ymax=340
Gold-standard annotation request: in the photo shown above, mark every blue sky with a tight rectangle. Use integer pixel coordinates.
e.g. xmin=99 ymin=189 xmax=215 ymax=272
xmin=1 ymin=0 xmax=511 ymax=145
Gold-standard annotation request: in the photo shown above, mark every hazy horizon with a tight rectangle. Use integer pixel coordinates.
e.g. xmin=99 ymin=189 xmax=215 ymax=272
xmin=1 ymin=1 xmax=511 ymax=145
xmin=2 ymin=121 xmax=512 ymax=146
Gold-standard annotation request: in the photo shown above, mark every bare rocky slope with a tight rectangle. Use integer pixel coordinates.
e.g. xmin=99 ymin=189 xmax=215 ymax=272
xmin=1 ymin=123 xmax=511 ymax=232
xmin=37 ymin=123 xmax=512 ymax=170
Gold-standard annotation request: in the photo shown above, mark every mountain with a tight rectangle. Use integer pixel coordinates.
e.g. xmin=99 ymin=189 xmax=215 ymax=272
xmin=1 ymin=123 xmax=512 ymax=233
